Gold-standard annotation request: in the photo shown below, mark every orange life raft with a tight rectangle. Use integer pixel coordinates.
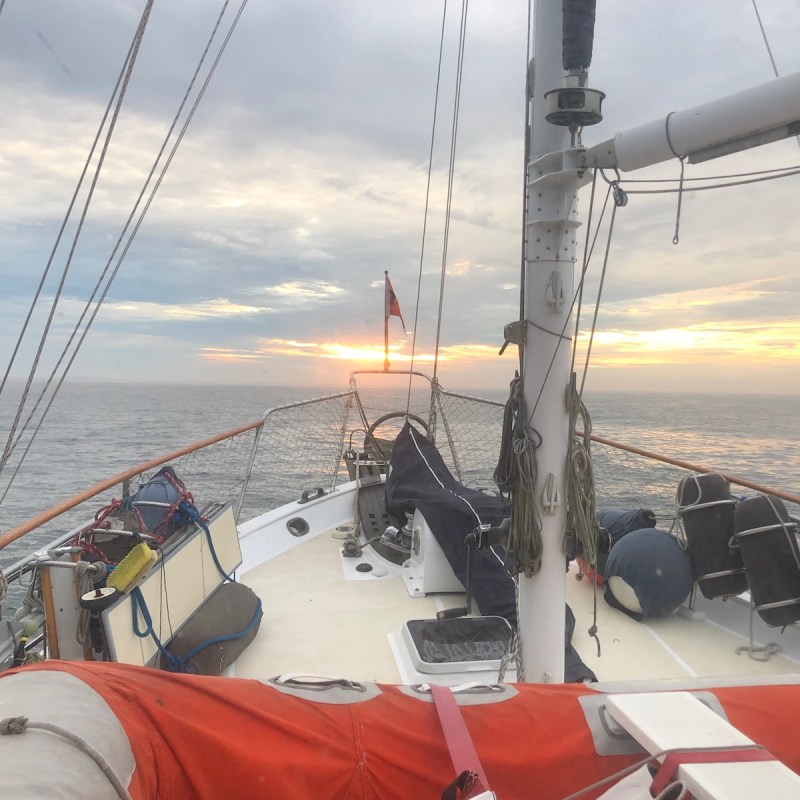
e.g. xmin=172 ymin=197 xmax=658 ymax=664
xmin=2 ymin=660 xmax=800 ymax=799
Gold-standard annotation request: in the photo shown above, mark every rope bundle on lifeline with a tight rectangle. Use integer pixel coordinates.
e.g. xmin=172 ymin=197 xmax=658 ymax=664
xmin=494 ymin=373 xmax=543 ymax=578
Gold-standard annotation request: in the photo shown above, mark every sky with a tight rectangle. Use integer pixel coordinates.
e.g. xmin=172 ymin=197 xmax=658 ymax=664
xmin=1 ymin=0 xmax=800 ymax=394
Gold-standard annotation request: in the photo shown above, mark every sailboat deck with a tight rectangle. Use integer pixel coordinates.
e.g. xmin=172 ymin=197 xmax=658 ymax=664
xmin=234 ymin=518 xmax=800 ymax=685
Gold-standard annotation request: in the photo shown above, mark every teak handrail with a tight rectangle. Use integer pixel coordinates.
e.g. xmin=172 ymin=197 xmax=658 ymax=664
xmin=589 ymin=432 xmax=800 ymax=506
xmin=0 ymin=419 xmax=263 ymax=551
xmin=2 ymin=421 xmax=797 ymax=551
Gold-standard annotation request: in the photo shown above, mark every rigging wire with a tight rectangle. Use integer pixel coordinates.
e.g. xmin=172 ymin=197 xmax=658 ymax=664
xmin=750 ymin=0 xmax=798 ymax=150
xmin=570 ymin=169 xmax=599 ymax=377
xmin=751 ymin=0 xmax=780 ymax=78
xmin=527 ymin=179 xmax=613 ymax=424
xmin=0 ymin=38 xmax=134 ymax=403
xmin=517 ymin=0 xmax=534 ymax=360
xmin=622 ymin=167 xmax=800 ymax=195
xmin=431 ymin=0 xmax=469 ymax=384
xmin=0 ymin=0 xmax=155 ymax=477
xmin=1 ymin=0 xmax=238 ymax=470
xmin=578 ymin=199 xmax=617 ymax=402
xmin=0 ymin=0 xmax=251 ymax=503
xmin=603 ymin=163 xmax=800 ymax=184
xmin=405 ymin=0 xmax=449 ymax=418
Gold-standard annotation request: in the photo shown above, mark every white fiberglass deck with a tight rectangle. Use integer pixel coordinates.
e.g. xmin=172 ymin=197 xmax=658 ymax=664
xmin=233 ymin=506 xmax=800 ymax=685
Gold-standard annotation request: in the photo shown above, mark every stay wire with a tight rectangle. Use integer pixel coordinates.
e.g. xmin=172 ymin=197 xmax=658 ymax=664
xmin=751 ymin=0 xmax=780 ymax=78
xmin=578 ymin=200 xmax=617 ymax=400
xmin=570 ymin=169 xmax=598 ymax=376
xmin=432 ymin=0 xmax=469 ymax=383
xmin=566 ymin=196 xmax=620 ymax=658
xmin=621 ymin=167 xmax=800 ymax=194
xmin=0 ymin=41 xmax=130 ymax=403
xmin=406 ymin=0 xmax=449 ymax=418
xmin=517 ymin=0 xmax=534 ymax=369
xmin=527 ymin=178 xmax=613 ymax=425
xmin=0 ymin=0 xmax=250 ymax=504
xmin=0 ymin=0 xmax=155 ymax=478
xmin=1 ymin=0 xmax=237 ymax=471
xmin=605 ymin=163 xmax=800 ymax=184
xmin=0 ymin=9 xmax=138 ymax=403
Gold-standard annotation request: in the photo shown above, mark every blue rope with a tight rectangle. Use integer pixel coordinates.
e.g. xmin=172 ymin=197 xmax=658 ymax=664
xmin=131 ymin=587 xmax=179 ymax=671
xmin=130 ymin=586 xmax=261 ymax=673
xmin=177 ymin=597 xmax=262 ymax=666
xmin=178 ymin=500 xmax=234 ymax=583
xmin=129 ymin=502 xmax=258 ymax=673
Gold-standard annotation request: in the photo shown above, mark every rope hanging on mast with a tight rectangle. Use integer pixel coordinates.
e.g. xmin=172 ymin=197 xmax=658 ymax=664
xmin=564 ymin=376 xmax=600 ymax=566
xmin=494 ymin=373 xmax=543 ymax=578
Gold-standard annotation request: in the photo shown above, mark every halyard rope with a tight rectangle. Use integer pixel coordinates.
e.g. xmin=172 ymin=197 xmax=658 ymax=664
xmin=494 ymin=374 xmax=542 ymax=578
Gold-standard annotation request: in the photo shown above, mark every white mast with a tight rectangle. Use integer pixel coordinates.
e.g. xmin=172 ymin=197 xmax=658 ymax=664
xmin=518 ymin=0 xmax=800 ymax=684
xmin=517 ymin=0 xmax=582 ymax=684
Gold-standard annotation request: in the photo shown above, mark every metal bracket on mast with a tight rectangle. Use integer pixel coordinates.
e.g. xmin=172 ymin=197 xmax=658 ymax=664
xmin=541 ymin=473 xmax=560 ymax=515
xmin=545 ymin=271 xmax=565 ymax=311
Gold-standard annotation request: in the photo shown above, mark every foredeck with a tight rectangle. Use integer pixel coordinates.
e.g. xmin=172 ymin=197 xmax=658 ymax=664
xmin=233 ymin=510 xmax=800 ymax=685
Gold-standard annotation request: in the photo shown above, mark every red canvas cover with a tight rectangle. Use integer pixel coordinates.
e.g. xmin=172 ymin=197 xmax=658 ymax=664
xmin=8 ymin=661 xmax=800 ymax=799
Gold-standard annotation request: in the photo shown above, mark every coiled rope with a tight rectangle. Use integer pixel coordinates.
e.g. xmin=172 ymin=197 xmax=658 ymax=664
xmin=494 ymin=374 xmax=542 ymax=578
xmin=564 ymin=379 xmax=600 ymax=567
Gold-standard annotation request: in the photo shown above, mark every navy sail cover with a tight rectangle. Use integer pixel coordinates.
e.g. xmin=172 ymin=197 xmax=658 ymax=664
xmin=385 ymin=422 xmax=596 ymax=683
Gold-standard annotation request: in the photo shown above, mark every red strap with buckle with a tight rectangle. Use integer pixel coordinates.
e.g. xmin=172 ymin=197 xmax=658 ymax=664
xmin=430 ymin=684 xmax=490 ymax=799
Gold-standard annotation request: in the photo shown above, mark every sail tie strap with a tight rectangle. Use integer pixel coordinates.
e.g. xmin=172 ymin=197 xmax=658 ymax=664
xmin=650 ymin=745 xmax=773 ymax=796
xmin=430 ymin=684 xmax=493 ymax=799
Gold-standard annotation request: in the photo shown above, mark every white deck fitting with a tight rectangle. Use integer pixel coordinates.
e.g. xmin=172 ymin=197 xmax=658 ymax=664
xmin=605 ymin=692 xmax=800 ymax=799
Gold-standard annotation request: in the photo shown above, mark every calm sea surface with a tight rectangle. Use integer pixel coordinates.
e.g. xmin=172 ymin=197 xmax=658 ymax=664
xmin=1 ymin=382 xmax=798 ymax=569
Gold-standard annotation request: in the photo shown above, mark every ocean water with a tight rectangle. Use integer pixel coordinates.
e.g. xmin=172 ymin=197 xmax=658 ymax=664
xmin=0 ymin=382 xmax=798 ymax=570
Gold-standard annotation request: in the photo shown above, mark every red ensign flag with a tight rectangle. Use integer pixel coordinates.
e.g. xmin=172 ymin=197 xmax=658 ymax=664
xmin=384 ymin=272 xmax=405 ymax=328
